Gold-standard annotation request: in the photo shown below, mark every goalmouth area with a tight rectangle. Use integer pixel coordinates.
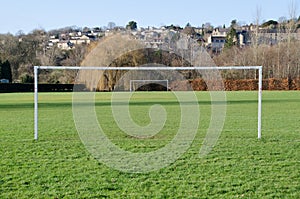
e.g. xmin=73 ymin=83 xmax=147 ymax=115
xmin=1 ymin=82 xmax=300 ymax=197
xmin=33 ymin=66 xmax=262 ymax=142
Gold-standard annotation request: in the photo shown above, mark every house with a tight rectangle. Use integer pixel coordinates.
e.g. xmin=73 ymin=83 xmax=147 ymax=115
xmin=206 ymin=27 xmax=252 ymax=51
xmin=47 ymin=35 xmax=61 ymax=49
xmin=194 ymin=27 xmax=205 ymax=35
xmin=70 ymin=35 xmax=91 ymax=45
xmin=207 ymin=28 xmax=228 ymax=52
xmin=254 ymin=29 xmax=300 ymax=45
xmin=237 ymin=30 xmax=251 ymax=46
xmin=57 ymin=41 xmax=73 ymax=50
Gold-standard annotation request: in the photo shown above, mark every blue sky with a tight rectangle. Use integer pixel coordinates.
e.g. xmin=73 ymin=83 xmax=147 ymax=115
xmin=0 ymin=0 xmax=298 ymax=34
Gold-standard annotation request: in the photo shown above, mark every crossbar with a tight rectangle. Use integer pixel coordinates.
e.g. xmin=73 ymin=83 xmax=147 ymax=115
xmin=36 ymin=66 xmax=262 ymax=70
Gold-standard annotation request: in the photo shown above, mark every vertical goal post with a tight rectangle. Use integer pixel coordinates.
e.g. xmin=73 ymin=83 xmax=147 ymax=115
xmin=33 ymin=66 xmax=262 ymax=140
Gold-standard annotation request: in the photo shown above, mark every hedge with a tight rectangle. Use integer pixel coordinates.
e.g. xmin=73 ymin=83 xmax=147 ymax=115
xmin=0 ymin=83 xmax=87 ymax=93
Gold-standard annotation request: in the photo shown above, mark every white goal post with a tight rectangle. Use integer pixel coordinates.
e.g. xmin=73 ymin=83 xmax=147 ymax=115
xmin=34 ymin=66 xmax=262 ymax=140
xmin=130 ymin=80 xmax=169 ymax=92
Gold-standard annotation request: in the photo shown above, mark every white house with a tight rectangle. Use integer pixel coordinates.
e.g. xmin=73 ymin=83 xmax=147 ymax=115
xmin=70 ymin=35 xmax=91 ymax=45
xmin=207 ymin=28 xmax=228 ymax=52
xmin=57 ymin=41 xmax=72 ymax=50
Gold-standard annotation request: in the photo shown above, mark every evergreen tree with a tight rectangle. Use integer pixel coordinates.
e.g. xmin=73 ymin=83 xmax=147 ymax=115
xmin=126 ymin=21 xmax=137 ymax=30
xmin=186 ymin=22 xmax=191 ymax=27
xmin=0 ymin=60 xmax=12 ymax=82
xmin=224 ymin=20 xmax=237 ymax=49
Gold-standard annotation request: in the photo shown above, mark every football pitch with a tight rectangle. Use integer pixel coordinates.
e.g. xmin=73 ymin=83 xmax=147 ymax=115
xmin=0 ymin=91 xmax=299 ymax=198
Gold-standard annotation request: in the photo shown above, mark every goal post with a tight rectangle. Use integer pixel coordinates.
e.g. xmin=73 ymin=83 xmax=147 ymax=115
xmin=33 ymin=66 xmax=262 ymax=140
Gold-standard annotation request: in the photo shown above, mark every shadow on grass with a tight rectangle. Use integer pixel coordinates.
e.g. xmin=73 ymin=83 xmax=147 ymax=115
xmin=1 ymin=98 xmax=299 ymax=109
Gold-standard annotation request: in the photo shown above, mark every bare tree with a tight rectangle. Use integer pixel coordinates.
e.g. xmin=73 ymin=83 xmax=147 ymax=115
xmin=286 ymin=0 xmax=298 ymax=77
xmin=107 ymin=22 xmax=116 ymax=30
xmin=253 ymin=6 xmax=262 ymax=66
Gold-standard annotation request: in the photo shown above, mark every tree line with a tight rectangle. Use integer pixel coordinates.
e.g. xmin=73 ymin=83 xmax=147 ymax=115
xmin=0 ymin=29 xmax=88 ymax=83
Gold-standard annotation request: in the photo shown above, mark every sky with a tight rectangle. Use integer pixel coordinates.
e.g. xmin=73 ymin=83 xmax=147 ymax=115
xmin=0 ymin=0 xmax=299 ymax=34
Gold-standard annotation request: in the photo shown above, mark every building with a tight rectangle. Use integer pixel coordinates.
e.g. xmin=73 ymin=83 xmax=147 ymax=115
xmin=207 ymin=28 xmax=228 ymax=52
xmin=70 ymin=35 xmax=91 ymax=45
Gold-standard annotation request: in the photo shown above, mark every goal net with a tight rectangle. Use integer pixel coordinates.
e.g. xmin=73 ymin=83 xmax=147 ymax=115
xmin=130 ymin=80 xmax=169 ymax=92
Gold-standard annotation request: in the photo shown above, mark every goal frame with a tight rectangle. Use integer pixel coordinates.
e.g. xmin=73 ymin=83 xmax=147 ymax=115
xmin=34 ymin=66 xmax=263 ymax=140
xmin=130 ymin=79 xmax=169 ymax=92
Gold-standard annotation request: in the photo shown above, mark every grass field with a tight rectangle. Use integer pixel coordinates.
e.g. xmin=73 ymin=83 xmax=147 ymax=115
xmin=0 ymin=91 xmax=299 ymax=198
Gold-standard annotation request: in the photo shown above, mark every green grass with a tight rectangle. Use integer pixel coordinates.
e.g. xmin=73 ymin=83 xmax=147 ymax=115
xmin=0 ymin=91 xmax=299 ymax=198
